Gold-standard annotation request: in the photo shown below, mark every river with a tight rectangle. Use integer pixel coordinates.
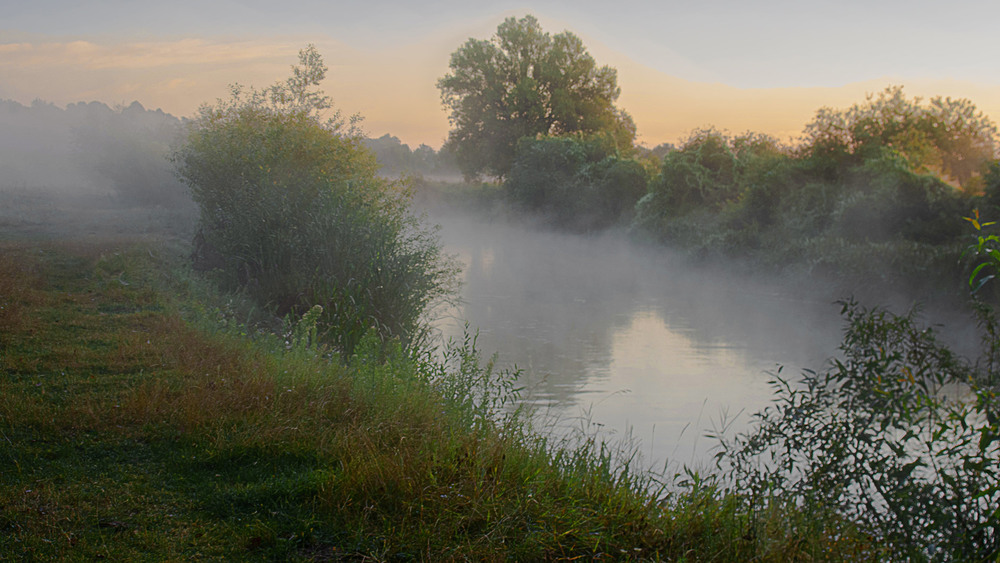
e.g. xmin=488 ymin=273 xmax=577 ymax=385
xmin=426 ymin=208 xmax=854 ymax=471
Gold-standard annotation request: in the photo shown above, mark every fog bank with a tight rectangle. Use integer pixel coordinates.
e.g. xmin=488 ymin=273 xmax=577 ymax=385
xmin=424 ymin=205 xmax=983 ymax=467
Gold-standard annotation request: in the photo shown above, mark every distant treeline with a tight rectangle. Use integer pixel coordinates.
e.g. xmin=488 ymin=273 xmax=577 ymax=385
xmin=0 ymin=99 xmax=191 ymax=207
xmin=363 ymin=134 xmax=459 ymax=179
xmin=0 ymin=99 xmax=467 ymax=204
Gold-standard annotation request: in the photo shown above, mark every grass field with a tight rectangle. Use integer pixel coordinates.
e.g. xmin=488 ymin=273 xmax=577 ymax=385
xmin=0 ymin=193 xmax=878 ymax=561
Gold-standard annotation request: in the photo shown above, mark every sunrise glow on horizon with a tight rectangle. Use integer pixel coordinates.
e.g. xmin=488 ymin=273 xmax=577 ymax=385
xmin=3 ymin=2 xmax=999 ymax=149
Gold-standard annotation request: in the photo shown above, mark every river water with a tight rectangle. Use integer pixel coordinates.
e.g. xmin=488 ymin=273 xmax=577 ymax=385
xmin=428 ymin=210 xmax=850 ymax=470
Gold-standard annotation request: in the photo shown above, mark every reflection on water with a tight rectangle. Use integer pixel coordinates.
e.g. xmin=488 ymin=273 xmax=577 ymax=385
xmin=430 ymin=210 xmax=845 ymax=468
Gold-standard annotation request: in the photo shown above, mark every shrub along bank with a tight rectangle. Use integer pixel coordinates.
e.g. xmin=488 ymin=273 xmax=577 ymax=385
xmin=173 ymin=46 xmax=456 ymax=357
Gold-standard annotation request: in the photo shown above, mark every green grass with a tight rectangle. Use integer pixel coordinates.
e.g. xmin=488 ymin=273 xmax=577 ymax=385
xmin=0 ymin=233 xmax=876 ymax=561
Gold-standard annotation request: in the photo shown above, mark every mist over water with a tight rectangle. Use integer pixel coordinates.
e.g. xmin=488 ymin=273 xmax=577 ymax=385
xmin=426 ymin=208 xmax=853 ymax=469
xmin=4 ymin=96 xmax=983 ymax=474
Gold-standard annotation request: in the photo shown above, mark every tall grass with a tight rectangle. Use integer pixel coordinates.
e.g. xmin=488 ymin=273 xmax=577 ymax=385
xmin=1 ymin=235 xmax=869 ymax=560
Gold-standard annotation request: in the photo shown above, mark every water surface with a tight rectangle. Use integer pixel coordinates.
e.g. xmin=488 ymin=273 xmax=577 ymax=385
xmin=430 ymin=210 xmax=847 ymax=469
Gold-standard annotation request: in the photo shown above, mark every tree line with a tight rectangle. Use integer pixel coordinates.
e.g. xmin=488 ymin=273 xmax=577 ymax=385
xmin=0 ymin=98 xmax=190 ymax=207
xmin=436 ymin=16 xmax=1000 ymax=296
xmin=363 ymin=134 xmax=458 ymax=179
xmin=164 ymin=16 xmax=1000 ymax=365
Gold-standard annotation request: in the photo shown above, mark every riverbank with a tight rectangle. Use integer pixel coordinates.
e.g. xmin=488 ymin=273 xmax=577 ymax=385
xmin=0 ymin=196 xmax=875 ymax=560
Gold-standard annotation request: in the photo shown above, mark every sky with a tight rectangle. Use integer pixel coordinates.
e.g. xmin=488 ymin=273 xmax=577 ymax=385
xmin=2 ymin=0 xmax=999 ymax=149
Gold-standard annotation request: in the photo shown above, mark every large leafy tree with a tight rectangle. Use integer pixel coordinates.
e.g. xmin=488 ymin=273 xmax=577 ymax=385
xmin=802 ymin=86 xmax=998 ymax=189
xmin=438 ymin=15 xmax=635 ymax=180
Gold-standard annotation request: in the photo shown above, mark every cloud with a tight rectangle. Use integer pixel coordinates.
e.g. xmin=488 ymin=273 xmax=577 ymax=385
xmin=0 ymin=36 xmax=309 ymax=115
xmin=0 ymin=37 xmax=299 ymax=70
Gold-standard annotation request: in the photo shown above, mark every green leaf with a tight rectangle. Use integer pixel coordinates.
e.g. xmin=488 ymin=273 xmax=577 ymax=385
xmin=972 ymin=274 xmax=995 ymax=294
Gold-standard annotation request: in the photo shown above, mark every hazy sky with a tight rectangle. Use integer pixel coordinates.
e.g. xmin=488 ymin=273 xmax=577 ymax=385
xmin=3 ymin=0 xmax=999 ymax=148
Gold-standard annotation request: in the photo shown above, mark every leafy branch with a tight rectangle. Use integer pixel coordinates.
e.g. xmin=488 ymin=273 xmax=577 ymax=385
xmin=964 ymin=208 xmax=1000 ymax=293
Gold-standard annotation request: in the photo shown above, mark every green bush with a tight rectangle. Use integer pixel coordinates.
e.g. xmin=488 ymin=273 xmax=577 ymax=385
xmin=631 ymin=118 xmax=979 ymax=282
xmin=980 ymin=162 xmax=1000 ymax=216
xmin=506 ymin=136 xmax=587 ymax=214
xmin=505 ymin=135 xmax=648 ymax=231
xmin=651 ymin=128 xmax=741 ymax=212
xmin=819 ymin=154 xmax=969 ymax=245
xmin=173 ymin=46 xmax=456 ymax=355
xmin=585 ymin=155 xmax=649 ymax=226
xmin=633 ymin=129 xmax=794 ymax=247
xmin=635 ymin=129 xmax=793 ymax=226
xmin=717 ymin=299 xmax=1000 ymax=561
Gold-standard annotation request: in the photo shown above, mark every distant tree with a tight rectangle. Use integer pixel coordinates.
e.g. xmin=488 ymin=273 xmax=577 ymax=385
xmin=640 ymin=142 xmax=676 ymax=161
xmin=0 ymin=98 xmax=190 ymax=206
xmin=438 ymin=15 xmax=635 ymax=180
xmin=363 ymin=135 xmax=458 ymax=178
xmin=364 ymin=134 xmax=414 ymax=176
xmin=75 ymin=101 xmax=190 ymax=208
xmin=924 ymin=96 xmax=998 ymax=189
xmin=802 ymin=86 xmax=998 ymax=189
xmin=412 ymin=144 xmax=437 ymax=173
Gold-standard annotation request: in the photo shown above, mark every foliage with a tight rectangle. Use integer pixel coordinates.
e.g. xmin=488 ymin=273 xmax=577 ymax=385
xmin=657 ymin=128 xmax=742 ymax=210
xmin=506 ymin=136 xmax=587 ymax=212
xmin=802 ymin=86 xmax=998 ymax=189
xmin=980 ymin=161 xmax=1000 ymax=216
xmin=504 ymin=135 xmax=648 ymax=231
xmin=716 ymin=299 xmax=1000 ymax=561
xmin=0 ymin=235 xmax=876 ymax=561
xmin=630 ymin=103 xmax=980 ymax=284
xmin=75 ymin=101 xmax=192 ymax=208
xmin=625 ymin=89 xmax=990 ymax=286
xmin=965 ymin=208 xmax=1000 ymax=295
xmin=634 ymin=129 xmax=792 ymax=239
xmin=0 ymin=98 xmax=190 ymax=208
xmin=363 ymin=134 xmax=458 ymax=179
xmin=826 ymin=152 xmax=969 ymax=244
xmin=173 ymin=45 xmax=456 ymax=355
xmin=414 ymin=326 xmax=524 ymax=431
xmin=438 ymin=15 xmax=635 ymax=180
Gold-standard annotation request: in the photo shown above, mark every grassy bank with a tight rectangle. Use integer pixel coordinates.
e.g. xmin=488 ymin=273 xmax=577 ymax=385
xmin=0 ymin=224 xmax=876 ymax=560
